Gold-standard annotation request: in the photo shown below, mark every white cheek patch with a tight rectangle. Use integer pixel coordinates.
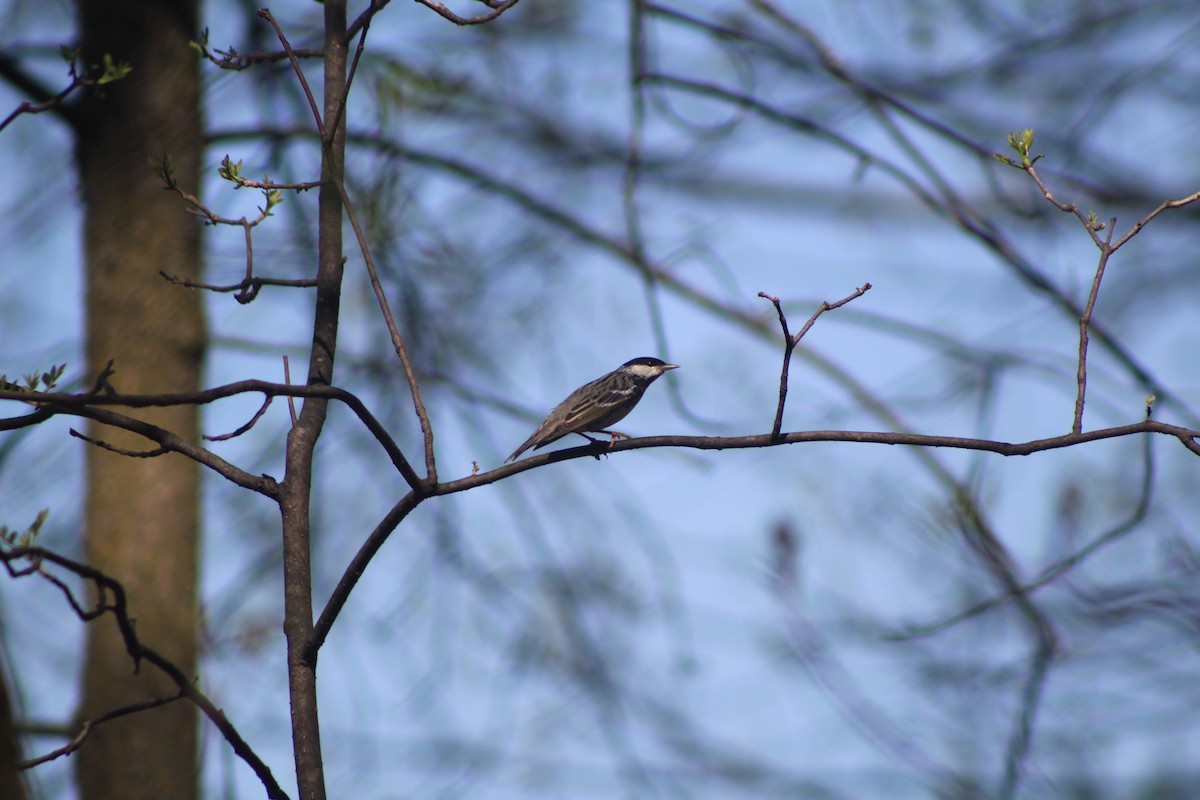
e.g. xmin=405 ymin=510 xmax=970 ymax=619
xmin=627 ymin=364 xmax=660 ymax=379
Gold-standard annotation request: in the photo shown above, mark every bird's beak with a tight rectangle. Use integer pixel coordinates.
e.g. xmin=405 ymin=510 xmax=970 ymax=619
xmin=662 ymin=364 xmax=680 ymax=371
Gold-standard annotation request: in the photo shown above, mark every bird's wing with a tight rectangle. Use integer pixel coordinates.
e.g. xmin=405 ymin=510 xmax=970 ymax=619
xmin=559 ymin=385 xmax=628 ymax=427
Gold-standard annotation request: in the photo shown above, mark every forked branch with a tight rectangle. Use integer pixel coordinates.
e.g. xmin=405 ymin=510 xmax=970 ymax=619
xmin=413 ymin=0 xmax=522 ymax=26
xmin=998 ymin=131 xmax=1200 ymax=433
xmin=759 ymin=284 xmax=872 ymax=438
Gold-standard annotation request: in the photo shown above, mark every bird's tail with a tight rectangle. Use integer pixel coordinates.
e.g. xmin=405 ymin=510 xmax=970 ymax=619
xmin=505 ymin=434 xmax=540 ymax=463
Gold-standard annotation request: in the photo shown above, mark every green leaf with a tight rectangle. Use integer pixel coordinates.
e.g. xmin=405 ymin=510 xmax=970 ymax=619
xmin=0 ymin=509 xmax=49 ymax=546
xmin=151 ymin=153 xmax=177 ymax=187
xmin=97 ymin=53 xmax=133 ymax=85
xmin=218 ymin=155 xmax=243 ymax=183
xmin=1005 ymin=128 xmax=1037 ymax=168
xmin=42 ymin=363 xmax=66 ymax=389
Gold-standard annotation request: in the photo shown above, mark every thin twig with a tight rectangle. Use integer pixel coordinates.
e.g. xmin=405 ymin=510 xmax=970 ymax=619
xmin=329 ymin=15 xmax=371 ymax=144
xmin=193 ymin=26 xmax=322 ymax=71
xmin=413 ymin=0 xmax=521 ymax=26
xmin=1073 ymin=221 xmax=1116 ymax=433
xmin=306 ymin=491 xmax=426 ymax=660
xmin=163 ymin=182 xmax=274 ymax=229
xmin=156 ymin=157 xmax=290 ymax=304
xmin=226 ymin=177 xmax=321 ymax=192
xmin=347 ymin=0 xmax=390 ymax=39
xmin=160 ymin=271 xmax=317 ymax=299
xmin=758 ymin=292 xmax=793 ymax=439
xmin=204 ymin=395 xmax=274 ymax=441
xmin=1109 ymin=190 xmax=1200 ymax=252
xmin=89 ymin=360 xmax=117 ymax=396
xmin=19 ymin=695 xmax=184 ymax=768
xmin=258 ymin=9 xmax=325 ymax=136
xmin=336 ymin=181 xmax=438 ymax=483
xmin=70 ymin=405 xmax=275 ymax=495
xmin=238 ymin=219 xmax=257 ymax=302
xmin=759 ymin=284 xmax=871 ymax=437
xmin=69 ymin=429 xmax=168 ymax=458
xmin=0 ymin=55 xmax=102 ymax=134
xmin=283 ymin=356 xmax=298 ymax=426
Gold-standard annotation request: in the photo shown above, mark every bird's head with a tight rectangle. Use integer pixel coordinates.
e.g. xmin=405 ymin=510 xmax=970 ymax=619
xmin=619 ymin=357 xmax=680 ymax=381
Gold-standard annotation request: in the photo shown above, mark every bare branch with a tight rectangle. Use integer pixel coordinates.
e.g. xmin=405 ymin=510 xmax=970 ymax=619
xmin=0 ymin=51 xmax=128 ymax=133
xmin=1109 ymin=190 xmax=1200 ymax=252
xmin=336 ymin=181 xmax=438 ymax=484
xmin=1020 ymin=165 xmax=1108 ymax=247
xmin=193 ymin=26 xmax=322 ymax=71
xmin=19 ymin=695 xmax=184 ymax=769
xmin=69 ymin=428 xmax=168 ymax=458
xmin=1072 ymin=221 xmax=1116 ymax=434
xmin=432 ymin=419 xmax=1198 ymax=493
xmin=413 ymin=0 xmax=521 ymax=26
xmin=258 ymin=9 xmax=325 ymax=136
xmin=348 ymin=0 xmax=392 ymax=39
xmin=0 ymin=407 xmax=53 ymax=432
xmin=283 ymin=356 xmax=299 ymax=427
xmin=307 ymin=490 xmax=427 ymax=660
xmin=759 ymin=284 xmax=872 ymax=438
xmin=635 ymin=73 xmax=1188 ymax=424
xmin=329 ymin=12 xmax=372 ymax=144
xmin=155 ymin=155 xmax=296 ymax=304
xmin=203 ymin=395 xmax=274 ymax=442
xmin=160 ymin=271 xmax=318 ymax=303
xmin=70 ymin=405 xmax=276 ymax=495
xmin=0 ymin=547 xmax=290 ymax=799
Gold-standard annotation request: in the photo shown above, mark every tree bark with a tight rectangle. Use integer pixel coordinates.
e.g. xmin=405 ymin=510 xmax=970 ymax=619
xmin=278 ymin=3 xmax=348 ymax=797
xmin=73 ymin=2 xmax=205 ymax=799
xmin=0 ymin=654 xmax=28 ymax=800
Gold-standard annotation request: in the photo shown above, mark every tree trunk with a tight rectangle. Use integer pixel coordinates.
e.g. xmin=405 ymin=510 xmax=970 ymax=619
xmin=73 ymin=1 xmax=205 ymax=798
xmin=0 ymin=655 xmax=28 ymax=800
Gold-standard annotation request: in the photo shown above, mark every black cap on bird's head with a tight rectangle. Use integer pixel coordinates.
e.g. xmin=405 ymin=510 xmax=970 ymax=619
xmin=620 ymin=356 xmax=679 ymax=371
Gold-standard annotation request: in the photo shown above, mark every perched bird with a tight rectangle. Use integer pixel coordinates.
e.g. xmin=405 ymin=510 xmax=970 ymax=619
xmin=506 ymin=357 xmax=679 ymax=462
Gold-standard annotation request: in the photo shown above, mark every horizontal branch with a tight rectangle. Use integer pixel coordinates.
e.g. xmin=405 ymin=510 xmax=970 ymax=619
xmin=0 ymin=379 xmax=422 ymax=491
xmin=18 ymin=694 xmax=183 ymax=768
xmin=440 ymin=418 xmax=1198 ymax=494
xmin=68 ymin=405 xmax=275 ymax=496
xmin=160 ymin=271 xmax=317 ymax=295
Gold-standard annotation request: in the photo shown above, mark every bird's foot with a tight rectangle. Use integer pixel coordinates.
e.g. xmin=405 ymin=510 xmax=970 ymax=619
xmin=577 ymin=430 xmax=630 ymax=459
xmin=602 ymin=430 xmax=630 ymax=447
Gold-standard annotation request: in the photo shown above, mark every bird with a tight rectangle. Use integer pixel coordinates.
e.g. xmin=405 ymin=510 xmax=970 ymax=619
xmin=506 ymin=357 xmax=680 ymax=462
